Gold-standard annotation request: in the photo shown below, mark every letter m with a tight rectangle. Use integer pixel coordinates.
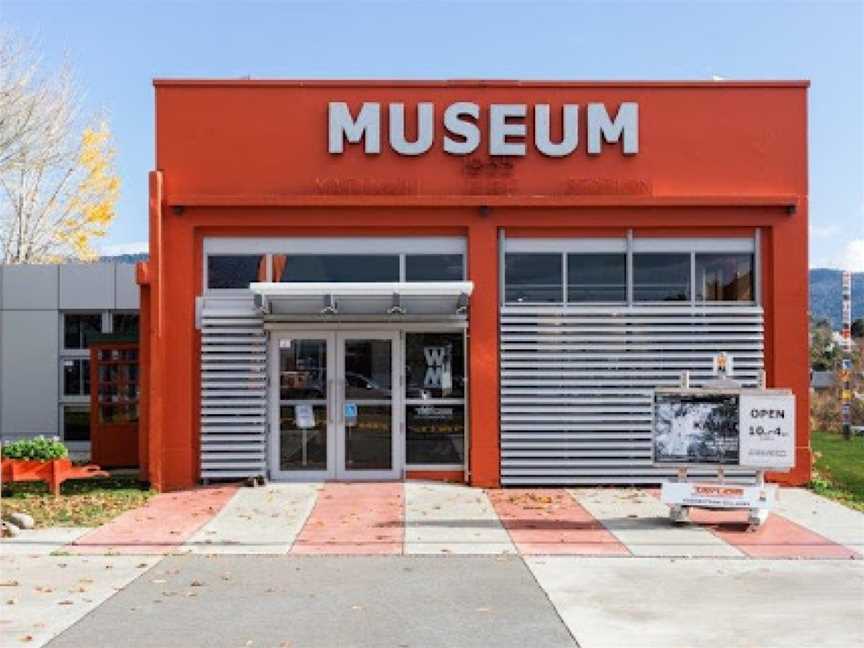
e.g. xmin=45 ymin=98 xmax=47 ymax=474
xmin=329 ymin=102 xmax=381 ymax=154
xmin=587 ymin=102 xmax=639 ymax=155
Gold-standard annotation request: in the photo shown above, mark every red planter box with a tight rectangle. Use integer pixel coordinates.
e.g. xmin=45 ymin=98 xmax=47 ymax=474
xmin=1 ymin=458 xmax=108 ymax=496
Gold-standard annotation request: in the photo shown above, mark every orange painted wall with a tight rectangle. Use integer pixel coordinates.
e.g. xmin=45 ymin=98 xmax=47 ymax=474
xmin=144 ymin=80 xmax=810 ymax=491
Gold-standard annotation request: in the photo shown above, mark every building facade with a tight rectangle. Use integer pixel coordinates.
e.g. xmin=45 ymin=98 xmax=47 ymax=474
xmin=140 ymin=80 xmax=811 ymax=491
xmin=0 ymin=263 xmax=139 ymax=450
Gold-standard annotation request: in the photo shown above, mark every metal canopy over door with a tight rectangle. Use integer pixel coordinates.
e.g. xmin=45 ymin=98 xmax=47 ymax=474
xmin=269 ymin=330 xmax=400 ymax=480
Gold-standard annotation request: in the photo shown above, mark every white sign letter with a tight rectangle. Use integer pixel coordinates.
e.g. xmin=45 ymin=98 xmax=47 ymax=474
xmin=328 ymin=101 xmax=381 ymax=154
xmin=443 ymin=102 xmax=480 ymax=155
xmin=587 ymin=102 xmax=639 ymax=155
xmin=535 ymin=104 xmax=579 ymax=157
xmin=489 ymin=104 xmax=527 ymax=156
xmin=389 ymin=103 xmax=434 ymax=155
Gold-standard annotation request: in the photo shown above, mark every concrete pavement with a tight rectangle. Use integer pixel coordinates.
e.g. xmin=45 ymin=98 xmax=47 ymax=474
xmin=2 ymin=484 xmax=862 ymax=647
xmin=45 ymin=555 xmax=577 ymax=648
xmin=25 ymin=482 xmax=859 ymax=558
xmin=0 ymin=554 xmax=161 ymax=646
xmin=404 ymin=482 xmax=515 ymax=554
xmin=184 ymin=483 xmax=320 ymax=554
xmin=526 ymin=556 xmax=864 ymax=648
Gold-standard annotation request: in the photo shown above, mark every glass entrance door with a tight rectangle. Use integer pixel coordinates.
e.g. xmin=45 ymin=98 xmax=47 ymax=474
xmin=269 ymin=331 xmax=399 ymax=481
xmin=270 ymin=332 xmax=335 ymax=480
xmin=336 ymin=333 xmax=399 ymax=480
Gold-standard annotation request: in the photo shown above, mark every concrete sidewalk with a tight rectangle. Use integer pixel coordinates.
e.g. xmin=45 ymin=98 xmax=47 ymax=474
xmin=11 ymin=554 xmax=859 ymax=648
xmin=2 ymin=484 xmax=862 ymax=647
xmin=6 ymin=483 xmax=859 ymax=558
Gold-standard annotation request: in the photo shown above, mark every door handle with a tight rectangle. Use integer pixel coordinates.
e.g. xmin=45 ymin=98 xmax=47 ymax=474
xmin=338 ymin=379 xmax=345 ymax=424
xmin=327 ymin=378 xmax=334 ymax=424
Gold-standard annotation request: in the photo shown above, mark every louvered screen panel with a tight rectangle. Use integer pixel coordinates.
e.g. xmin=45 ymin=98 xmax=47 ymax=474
xmin=500 ymin=305 xmax=763 ymax=485
xmin=199 ymin=296 xmax=267 ymax=481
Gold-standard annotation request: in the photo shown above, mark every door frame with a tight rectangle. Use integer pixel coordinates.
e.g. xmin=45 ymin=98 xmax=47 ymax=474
xmin=335 ymin=330 xmax=401 ymax=480
xmin=267 ymin=328 xmax=403 ymax=481
xmin=268 ymin=330 xmax=337 ymax=481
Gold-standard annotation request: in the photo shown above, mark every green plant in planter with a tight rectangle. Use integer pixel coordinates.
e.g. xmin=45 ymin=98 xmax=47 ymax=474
xmin=1 ymin=436 xmax=69 ymax=461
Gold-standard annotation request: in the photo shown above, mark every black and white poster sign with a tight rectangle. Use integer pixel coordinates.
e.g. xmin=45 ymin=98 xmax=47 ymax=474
xmin=653 ymin=389 xmax=796 ymax=471
xmin=739 ymin=393 xmax=796 ymax=469
xmin=653 ymin=392 xmax=740 ymax=466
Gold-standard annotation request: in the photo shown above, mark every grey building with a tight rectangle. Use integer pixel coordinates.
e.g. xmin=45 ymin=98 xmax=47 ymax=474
xmin=0 ymin=262 xmax=139 ymax=451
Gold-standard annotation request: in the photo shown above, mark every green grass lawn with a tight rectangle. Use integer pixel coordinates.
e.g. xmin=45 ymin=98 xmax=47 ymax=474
xmin=1 ymin=476 xmax=154 ymax=528
xmin=810 ymin=430 xmax=864 ymax=512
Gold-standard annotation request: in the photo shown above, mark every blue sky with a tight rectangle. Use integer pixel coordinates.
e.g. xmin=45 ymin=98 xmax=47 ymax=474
xmin=5 ymin=0 xmax=863 ymax=269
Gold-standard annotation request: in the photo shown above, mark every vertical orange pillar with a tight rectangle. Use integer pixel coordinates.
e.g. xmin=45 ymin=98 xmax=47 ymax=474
xmin=146 ymin=171 xmax=165 ymax=490
xmin=137 ymin=280 xmax=150 ymax=481
xmin=159 ymin=215 xmax=199 ymax=490
xmin=766 ymin=204 xmax=812 ymax=485
xmin=468 ymin=218 xmax=500 ymax=487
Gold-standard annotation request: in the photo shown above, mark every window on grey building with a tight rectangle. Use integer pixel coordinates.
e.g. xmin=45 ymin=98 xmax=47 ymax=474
xmin=63 ymin=359 xmax=91 ymax=396
xmin=567 ymin=253 xmax=627 ymax=302
xmin=112 ymin=313 xmax=140 ymax=338
xmin=695 ymin=254 xmax=754 ymax=302
xmin=207 ymin=255 xmax=266 ymax=289
xmin=63 ymin=405 xmax=90 ymax=442
xmin=276 ymin=254 xmax=399 ymax=282
xmin=405 ymin=254 xmax=464 ymax=281
xmin=63 ymin=313 xmax=102 ymax=349
xmin=633 ymin=253 xmax=691 ymax=302
xmin=505 ymin=253 xmax=563 ymax=303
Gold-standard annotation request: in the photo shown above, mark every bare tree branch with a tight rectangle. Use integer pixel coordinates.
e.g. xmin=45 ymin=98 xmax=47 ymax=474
xmin=0 ymin=31 xmax=118 ymax=264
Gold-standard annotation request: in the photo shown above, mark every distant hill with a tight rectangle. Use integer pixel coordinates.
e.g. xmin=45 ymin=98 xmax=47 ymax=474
xmin=98 ymin=253 xmax=149 ymax=263
xmin=810 ymin=268 xmax=864 ymax=328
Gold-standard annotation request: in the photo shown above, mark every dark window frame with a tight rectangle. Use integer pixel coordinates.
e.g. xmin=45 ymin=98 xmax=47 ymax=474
xmin=632 ymin=252 xmax=692 ymax=303
xmin=404 ymin=330 xmax=466 ymax=467
xmin=504 ymin=252 xmax=564 ymax=304
xmin=404 ymin=253 xmax=465 ymax=282
xmin=566 ymin=252 xmax=628 ymax=303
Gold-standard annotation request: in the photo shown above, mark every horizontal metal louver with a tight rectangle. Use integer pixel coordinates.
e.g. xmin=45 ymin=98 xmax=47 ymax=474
xmin=500 ymin=305 xmax=763 ymax=485
xmin=199 ymin=296 xmax=267 ymax=481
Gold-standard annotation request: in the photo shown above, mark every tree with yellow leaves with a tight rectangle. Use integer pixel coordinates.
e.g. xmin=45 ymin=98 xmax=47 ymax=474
xmin=0 ymin=33 xmax=120 ymax=264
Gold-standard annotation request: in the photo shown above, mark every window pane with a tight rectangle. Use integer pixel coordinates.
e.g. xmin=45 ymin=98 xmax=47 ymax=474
xmin=277 ymin=255 xmax=399 ymax=282
xmin=112 ymin=313 xmax=139 ymax=338
xmin=695 ymin=254 xmax=754 ymax=302
xmin=633 ymin=253 xmax=691 ymax=302
xmin=63 ymin=406 xmax=90 ymax=441
xmin=280 ymin=405 xmax=327 ymax=470
xmin=406 ymin=405 xmax=465 ymax=464
xmin=405 ymin=254 xmax=464 ymax=281
xmin=344 ymin=339 xmax=392 ymax=400
xmin=505 ymin=253 xmax=563 ymax=303
xmin=279 ymin=338 xmax=327 ymax=400
xmin=567 ymin=254 xmax=627 ymax=302
xmin=63 ymin=359 xmax=90 ymax=396
xmin=207 ymin=255 xmax=266 ymax=289
xmin=405 ymin=333 xmax=464 ymax=399
xmin=64 ymin=313 xmax=102 ymax=349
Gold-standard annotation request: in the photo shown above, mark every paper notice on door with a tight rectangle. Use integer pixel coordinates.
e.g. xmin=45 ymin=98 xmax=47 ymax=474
xmin=295 ymin=403 xmax=315 ymax=429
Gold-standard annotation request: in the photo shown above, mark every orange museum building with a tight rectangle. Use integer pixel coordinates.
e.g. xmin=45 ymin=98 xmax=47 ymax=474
xmin=137 ymin=80 xmax=811 ymax=492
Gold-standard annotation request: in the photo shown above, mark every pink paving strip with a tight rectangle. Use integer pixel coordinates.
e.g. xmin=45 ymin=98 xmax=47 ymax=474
xmin=69 ymin=485 xmax=238 ymax=555
xmin=487 ymin=489 xmax=629 ymax=556
xmin=291 ymin=482 xmax=404 ymax=555
xmin=687 ymin=507 xmax=860 ymax=560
